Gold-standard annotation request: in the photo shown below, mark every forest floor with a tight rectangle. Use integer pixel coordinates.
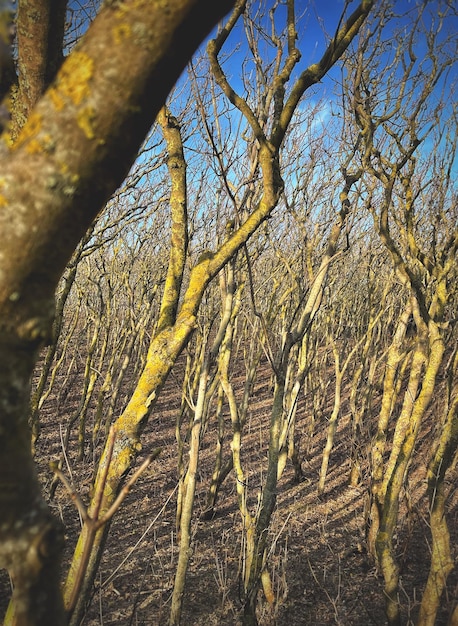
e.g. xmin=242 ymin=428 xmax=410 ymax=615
xmin=1 ymin=354 xmax=458 ymax=625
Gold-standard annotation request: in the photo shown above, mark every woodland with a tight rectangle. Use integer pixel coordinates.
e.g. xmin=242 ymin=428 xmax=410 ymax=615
xmin=0 ymin=1 xmax=457 ymax=625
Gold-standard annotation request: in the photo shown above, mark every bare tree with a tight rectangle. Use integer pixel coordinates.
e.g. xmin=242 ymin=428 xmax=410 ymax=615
xmin=205 ymin=2 xmax=374 ymax=623
xmin=347 ymin=3 xmax=458 ymax=623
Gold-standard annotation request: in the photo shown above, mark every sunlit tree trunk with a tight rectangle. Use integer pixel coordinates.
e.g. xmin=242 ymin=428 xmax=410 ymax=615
xmin=367 ymin=301 xmax=412 ymax=555
xmin=417 ymin=349 xmax=458 ymax=626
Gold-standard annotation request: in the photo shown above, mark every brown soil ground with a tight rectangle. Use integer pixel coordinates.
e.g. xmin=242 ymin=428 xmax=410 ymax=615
xmin=1 ymin=353 xmax=458 ymax=625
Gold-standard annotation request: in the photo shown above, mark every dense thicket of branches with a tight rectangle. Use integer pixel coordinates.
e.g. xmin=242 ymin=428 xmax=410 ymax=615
xmin=0 ymin=1 xmax=457 ymax=625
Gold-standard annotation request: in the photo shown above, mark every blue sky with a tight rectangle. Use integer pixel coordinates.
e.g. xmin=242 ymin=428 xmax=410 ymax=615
xmin=215 ymin=1 xmax=456 ymax=121
xmin=64 ymin=0 xmax=456 ymax=181
xmin=64 ymin=1 xmax=456 ymax=91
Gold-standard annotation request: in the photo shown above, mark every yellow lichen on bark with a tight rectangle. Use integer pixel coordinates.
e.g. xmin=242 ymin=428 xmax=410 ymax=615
xmin=77 ymin=106 xmax=96 ymax=139
xmin=58 ymin=51 xmax=94 ymax=106
xmin=26 ymin=133 xmax=54 ymax=155
xmin=114 ymin=0 xmax=163 ymax=19
xmin=48 ymin=87 xmax=65 ymax=112
xmin=113 ymin=22 xmax=132 ymax=45
xmin=12 ymin=111 xmax=43 ymax=150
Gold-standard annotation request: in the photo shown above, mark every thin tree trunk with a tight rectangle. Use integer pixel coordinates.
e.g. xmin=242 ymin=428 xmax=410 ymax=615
xmin=367 ymin=301 xmax=412 ymax=555
xmin=418 ymin=390 xmax=458 ymax=625
xmin=169 ymin=354 xmax=209 ymax=625
xmin=376 ymin=320 xmax=445 ymax=625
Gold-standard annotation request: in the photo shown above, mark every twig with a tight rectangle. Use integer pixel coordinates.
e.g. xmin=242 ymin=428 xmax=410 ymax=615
xmin=51 ymin=425 xmax=161 ymax=618
xmin=49 ymin=463 xmax=88 ymax=523
xmin=99 ymin=448 xmax=162 ymax=526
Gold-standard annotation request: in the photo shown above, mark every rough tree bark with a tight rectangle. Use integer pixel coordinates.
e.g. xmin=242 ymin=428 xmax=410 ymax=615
xmin=11 ymin=0 xmax=67 ymax=137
